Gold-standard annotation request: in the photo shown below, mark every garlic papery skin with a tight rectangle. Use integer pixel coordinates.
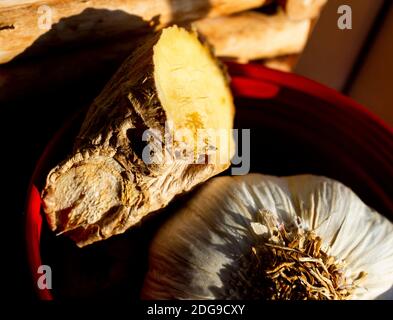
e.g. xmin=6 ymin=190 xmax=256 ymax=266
xmin=141 ymin=174 xmax=393 ymax=300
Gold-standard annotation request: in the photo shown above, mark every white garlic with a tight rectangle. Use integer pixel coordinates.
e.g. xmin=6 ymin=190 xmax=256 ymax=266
xmin=142 ymin=174 xmax=393 ymax=300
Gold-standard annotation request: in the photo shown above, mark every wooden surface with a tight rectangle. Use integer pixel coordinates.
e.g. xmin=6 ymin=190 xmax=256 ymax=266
xmin=295 ymin=0 xmax=393 ymax=128
xmin=295 ymin=0 xmax=385 ymax=90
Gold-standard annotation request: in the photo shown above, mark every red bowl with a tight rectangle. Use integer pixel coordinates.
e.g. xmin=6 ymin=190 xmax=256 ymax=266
xmin=26 ymin=62 xmax=393 ymax=300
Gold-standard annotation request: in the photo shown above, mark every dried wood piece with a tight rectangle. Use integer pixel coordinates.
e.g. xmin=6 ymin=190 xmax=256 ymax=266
xmin=42 ymin=26 xmax=235 ymax=247
xmin=195 ymin=11 xmax=311 ymax=62
xmin=0 ymin=0 xmax=268 ymax=63
xmin=278 ymin=0 xmax=327 ymax=20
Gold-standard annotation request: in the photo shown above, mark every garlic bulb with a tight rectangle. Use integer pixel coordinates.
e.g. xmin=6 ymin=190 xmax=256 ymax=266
xmin=142 ymin=174 xmax=393 ymax=300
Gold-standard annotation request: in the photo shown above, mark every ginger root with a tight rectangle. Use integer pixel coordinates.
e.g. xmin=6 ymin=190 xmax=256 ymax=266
xmin=42 ymin=26 xmax=235 ymax=247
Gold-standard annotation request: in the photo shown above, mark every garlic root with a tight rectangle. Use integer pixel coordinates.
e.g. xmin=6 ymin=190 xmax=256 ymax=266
xmin=142 ymin=174 xmax=393 ymax=300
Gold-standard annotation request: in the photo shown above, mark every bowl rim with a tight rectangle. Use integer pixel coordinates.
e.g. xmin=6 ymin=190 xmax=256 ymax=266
xmin=25 ymin=62 xmax=393 ymax=300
